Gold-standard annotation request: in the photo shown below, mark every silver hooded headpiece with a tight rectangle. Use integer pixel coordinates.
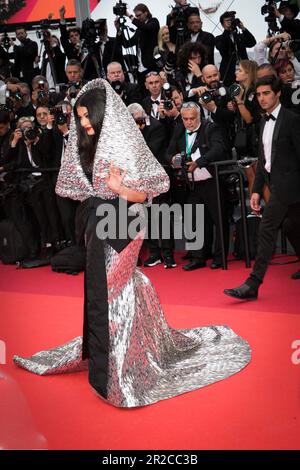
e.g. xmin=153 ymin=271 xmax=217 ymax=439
xmin=55 ymin=78 xmax=170 ymax=202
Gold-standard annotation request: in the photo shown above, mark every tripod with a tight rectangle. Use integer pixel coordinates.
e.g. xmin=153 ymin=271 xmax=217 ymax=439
xmin=222 ymin=29 xmax=241 ymax=85
xmin=115 ymin=16 xmax=138 ymax=83
xmin=39 ymin=33 xmax=58 ymax=87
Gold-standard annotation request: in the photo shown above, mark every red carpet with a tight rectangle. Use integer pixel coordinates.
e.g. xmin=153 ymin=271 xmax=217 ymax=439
xmin=1 ymin=255 xmax=300 ymax=450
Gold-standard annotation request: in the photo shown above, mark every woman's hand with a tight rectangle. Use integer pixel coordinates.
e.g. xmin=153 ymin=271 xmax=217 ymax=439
xmin=188 ymin=61 xmax=202 ymax=78
xmin=105 ymin=163 xmax=127 ymax=194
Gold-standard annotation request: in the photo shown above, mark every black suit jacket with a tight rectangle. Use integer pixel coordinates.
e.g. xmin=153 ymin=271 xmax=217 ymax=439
xmin=253 ymin=106 xmax=300 ymax=206
xmin=141 ymin=116 xmax=167 ymax=166
xmin=215 ymin=29 xmax=256 ymax=85
xmin=11 ymin=39 xmax=38 ymax=84
xmin=166 ymin=121 xmax=225 ymax=170
xmin=120 ymin=17 xmax=160 ymax=70
xmin=189 ymin=30 xmax=215 ymax=65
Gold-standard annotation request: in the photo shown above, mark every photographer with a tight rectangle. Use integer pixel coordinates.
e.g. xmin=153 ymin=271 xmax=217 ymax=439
xmin=175 ymin=41 xmax=208 ymax=100
xmin=15 ymin=82 xmax=35 ymax=120
xmin=166 ymin=0 xmax=198 ymax=47
xmin=167 ymin=102 xmax=228 ymax=270
xmin=58 ymin=59 xmax=86 ymax=104
xmin=215 ymin=11 xmax=256 ymax=86
xmin=49 ymin=100 xmax=77 ymax=246
xmin=0 ymin=42 xmax=11 ymax=80
xmin=194 ymin=65 xmax=235 ymax=157
xmin=59 ymin=5 xmax=82 ymax=61
xmin=158 ymin=85 xmax=184 ymax=138
xmin=254 ymin=31 xmax=300 ymax=77
xmin=0 ymin=109 xmax=12 ymax=173
xmin=116 ymin=3 xmax=160 ymax=79
xmin=128 ymin=102 xmax=176 ymax=269
xmin=6 ymin=116 xmax=61 ymax=255
xmin=40 ymin=32 xmax=67 ymax=87
xmin=107 ymin=61 xmax=142 ymax=105
xmin=10 ymin=27 xmax=38 ymax=85
xmin=187 ymin=12 xmax=215 ymax=65
xmin=153 ymin=26 xmax=176 ymax=77
xmin=275 ymin=1 xmax=300 ymax=39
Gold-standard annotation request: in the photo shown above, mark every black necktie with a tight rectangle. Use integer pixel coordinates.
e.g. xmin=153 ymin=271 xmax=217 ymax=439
xmin=151 ymin=100 xmax=159 ymax=105
xmin=188 ymin=130 xmax=197 ymax=135
xmin=264 ymin=114 xmax=276 ymax=122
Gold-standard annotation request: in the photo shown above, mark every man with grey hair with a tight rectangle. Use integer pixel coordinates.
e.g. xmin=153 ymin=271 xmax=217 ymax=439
xmin=106 ymin=62 xmax=142 ymax=106
xmin=128 ymin=102 xmax=175 ymax=268
xmin=167 ymin=101 xmax=228 ymax=270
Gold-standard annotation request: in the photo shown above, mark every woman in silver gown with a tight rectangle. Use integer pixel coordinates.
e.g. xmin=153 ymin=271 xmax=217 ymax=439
xmin=14 ymin=79 xmax=251 ymax=408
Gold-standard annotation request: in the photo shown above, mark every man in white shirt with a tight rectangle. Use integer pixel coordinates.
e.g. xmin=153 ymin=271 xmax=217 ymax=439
xmin=224 ymin=76 xmax=300 ymax=299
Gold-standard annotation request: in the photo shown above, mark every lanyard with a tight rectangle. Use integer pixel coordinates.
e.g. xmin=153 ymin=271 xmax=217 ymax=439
xmin=185 ymin=130 xmax=196 ymax=156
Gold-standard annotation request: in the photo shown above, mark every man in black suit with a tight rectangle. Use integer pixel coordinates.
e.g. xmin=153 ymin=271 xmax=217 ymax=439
xmin=107 ymin=62 xmax=142 ymax=106
xmin=215 ymin=11 xmax=256 ymax=86
xmin=10 ymin=27 xmax=38 ymax=85
xmin=128 ymin=103 xmax=176 ymax=268
xmin=117 ymin=4 xmax=160 ymax=80
xmin=224 ymin=76 xmax=300 ymax=300
xmin=167 ymin=102 xmax=227 ymax=270
xmin=187 ymin=12 xmax=215 ymax=65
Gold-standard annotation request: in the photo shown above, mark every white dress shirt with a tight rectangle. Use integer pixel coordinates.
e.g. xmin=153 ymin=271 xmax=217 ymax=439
xmin=186 ymin=127 xmax=212 ymax=181
xmin=262 ymin=103 xmax=281 ymax=173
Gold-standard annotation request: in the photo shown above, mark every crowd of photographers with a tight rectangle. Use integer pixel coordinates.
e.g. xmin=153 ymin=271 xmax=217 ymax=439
xmin=1 ymin=0 xmax=300 ymax=270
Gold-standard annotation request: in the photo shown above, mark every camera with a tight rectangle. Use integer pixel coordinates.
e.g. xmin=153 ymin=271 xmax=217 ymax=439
xmin=21 ymin=127 xmax=39 ymax=141
xmin=200 ymin=86 xmax=227 ymax=104
xmin=50 ymin=104 xmax=69 ymax=126
xmin=172 ymin=151 xmax=195 ymax=188
xmin=200 ymin=83 xmax=241 ymax=106
xmin=162 ymin=83 xmax=174 ymax=111
xmin=261 ymin=1 xmax=281 ymax=33
xmin=113 ymin=1 xmax=127 ymax=17
xmin=36 ymin=80 xmax=48 ymax=105
xmin=67 ymin=81 xmax=81 ymax=99
xmin=154 ymin=53 xmax=165 ymax=71
xmin=111 ymin=80 xmax=124 ymax=95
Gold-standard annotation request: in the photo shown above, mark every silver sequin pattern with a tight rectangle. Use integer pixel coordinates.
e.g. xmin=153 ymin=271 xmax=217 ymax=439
xmin=14 ymin=206 xmax=251 ymax=408
xmin=55 ymin=79 xmax=170 ymax=202
xmin=14 ymin=80 xmax=251 ymax=407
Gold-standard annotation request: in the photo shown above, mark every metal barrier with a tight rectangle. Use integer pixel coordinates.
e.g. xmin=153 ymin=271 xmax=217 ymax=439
xmin=209 ymin=159 xmax=251 ymax=270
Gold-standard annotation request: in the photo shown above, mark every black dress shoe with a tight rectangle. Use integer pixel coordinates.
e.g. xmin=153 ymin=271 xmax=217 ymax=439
xmin=291 ymin=269 xmax=300 ymax=279
xmin=181 ymin=252 xmax=193 ymax=260
xmin=164 ymin=256 xmax=177 ymax=269
xmin=183 ymin=259 xmax=206 ymax=271
xmin=224 ymin=283 xmax=258 ymax=300
xmin=211 ymin=261 xmax=222 ymax=269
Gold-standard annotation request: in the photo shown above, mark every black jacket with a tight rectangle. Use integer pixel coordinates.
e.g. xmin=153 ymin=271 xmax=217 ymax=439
xmin=140 ymin=116 xmax=167 ymax=166
xmin=215 ymin=29 xmax=256 ymax=85
xmin=120 ymin=17 xmax=160 ymax=71
xmin=40 ymin=46 xmax=67 ymax=84
xmin=11 ymin=39 xmax=38 ymax=84
xmin=166 ymin=121 xmax=226 ymax=169
xmin=253 ymin=106 xmax=300 ymax=205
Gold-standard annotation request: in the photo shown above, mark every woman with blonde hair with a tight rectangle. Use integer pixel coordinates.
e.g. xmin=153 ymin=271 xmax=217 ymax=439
xmin=153 ymin=26 xmax=176 ymax=78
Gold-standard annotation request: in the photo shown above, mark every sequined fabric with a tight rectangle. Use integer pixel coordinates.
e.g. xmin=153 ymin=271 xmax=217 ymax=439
xmin=14 ymin=79 xmax=251 ymax=407
xmin=55 ymin=79 xmax=170 ymax=202
xmin=14 ymin=205 xmax=251 ymax=408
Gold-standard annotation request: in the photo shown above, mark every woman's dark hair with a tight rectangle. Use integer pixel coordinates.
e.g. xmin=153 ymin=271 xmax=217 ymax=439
xmin=74 ymin=87 xmax=106 ymax=169
xmin=134 ymin=4 xmax=152 ymax=19
xmin=177 ymin=41 xmax=208 ymax=74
